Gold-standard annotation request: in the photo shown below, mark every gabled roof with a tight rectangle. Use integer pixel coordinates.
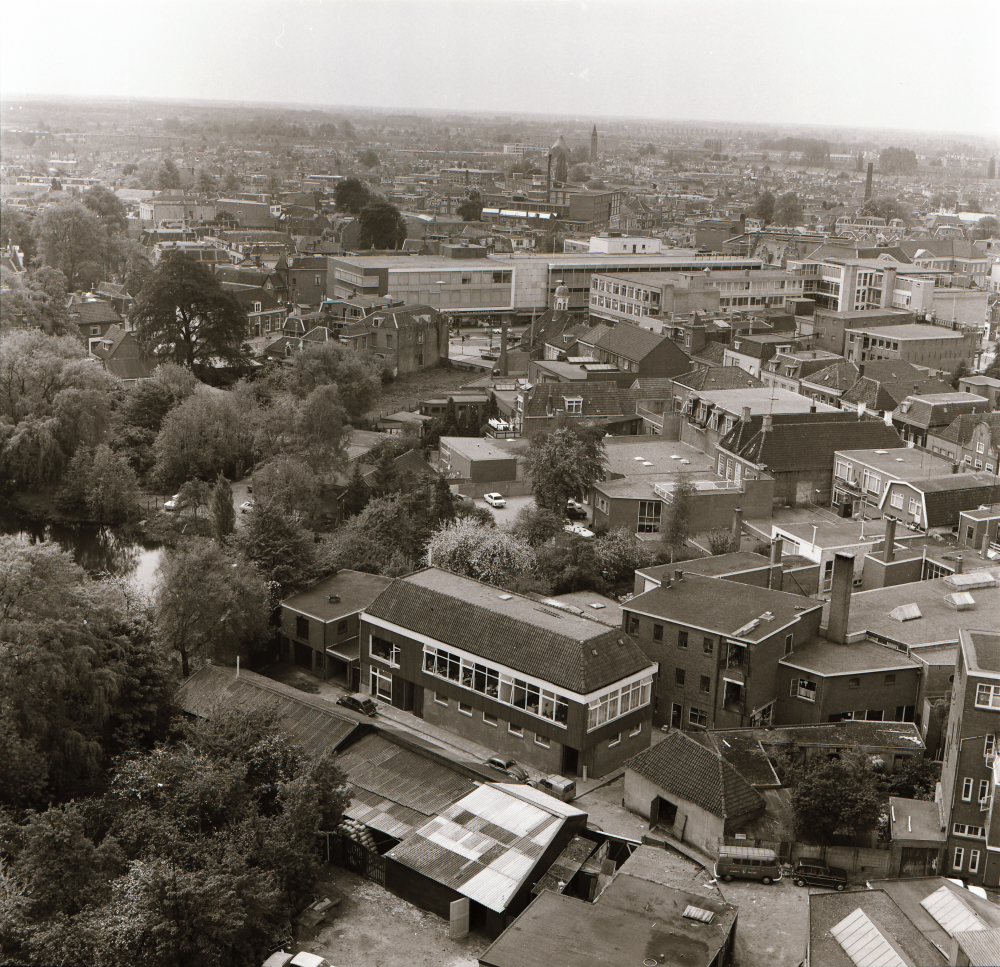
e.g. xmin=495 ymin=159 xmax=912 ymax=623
xmin=362 ymin=304 xmax=439 ymax=329
xmin=624 ymin=730 xmax=765 ymax=820
xmin=673 ymin=367 xmax=764 ymax=392
xmin=690 ymin=341 xmax=728 ymax=367
xmin=364 ymin=567 xmax=653 ymax=694
xmin=800 ymin=360 xmax=860 ymax=393
xmin=718 ymin=413 xmax=904 ymax=471
xmin=590 ymin=325 xmax=687 ymax=366
xmin=521 ymin=381 xmax=635 ymax=420
xmin=934 ymin=412 xmax=1000 ymax=448
xmin=67 ymin=299 xmax=122 ymax=325
xmin=894 ymin=395 xmax=990 ymax=429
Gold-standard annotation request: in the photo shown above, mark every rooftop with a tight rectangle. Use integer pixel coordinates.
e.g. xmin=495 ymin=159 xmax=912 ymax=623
xmin=888 ymin=797 xmax=946 ymax=844
xmin=844 ymin=323 xmax=966 ymax=340
xmin=963 ymin=628 xmax=1000 ymax=677
xmin=601 ymin=438 xmax=716 ymax=477
xmin=692 ymin=387 xmax=838 ymax=415
xmin=439 ymin=436 xmax=516 ymax=462
xmin=835 ymin=447 xmax=954 ymax=479
xmin=625 ymin=573 xmax=821 ymax=643
xmin=780 ymin=636 xmax=920 ymax=677
xmin=282 ymin=569 xmax=394 ymax=622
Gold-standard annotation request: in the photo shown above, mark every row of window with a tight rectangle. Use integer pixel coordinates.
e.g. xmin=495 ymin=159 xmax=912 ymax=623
xmin=670 ymin=702 xmax=709 ymax=729
xmin=953 ymin=846 xmax=981 ymax=874
xmin=960 ymin=777 xmax=993 ymax=804
xmin=421 ymin=644 xmax=571 ymax=726
xmin=586 ymin=677 xmax=653 ymax=731
xmin=433 ymin=693 xmax=551 ymax=745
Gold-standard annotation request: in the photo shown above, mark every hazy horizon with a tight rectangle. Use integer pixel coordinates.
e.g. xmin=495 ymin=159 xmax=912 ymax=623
xmin=2 ymin=0 xmax=999 ymax=141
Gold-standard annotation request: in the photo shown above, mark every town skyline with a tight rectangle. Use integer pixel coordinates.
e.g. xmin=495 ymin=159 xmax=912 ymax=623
xmin=2 ymin=0 xmax=999 ymax=139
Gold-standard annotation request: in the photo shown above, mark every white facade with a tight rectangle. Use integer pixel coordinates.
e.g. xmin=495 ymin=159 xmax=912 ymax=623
xmin=589 ymin=235 xmax=662 ymax=255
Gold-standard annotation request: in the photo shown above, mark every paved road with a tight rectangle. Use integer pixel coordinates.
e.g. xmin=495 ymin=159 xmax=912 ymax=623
xmin=468 ymin=494 xmax=536 ymax=527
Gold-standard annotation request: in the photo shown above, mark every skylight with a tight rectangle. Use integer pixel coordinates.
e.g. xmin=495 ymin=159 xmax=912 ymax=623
xmin=682 ymin=904 xmax=714 ymax=924
xmin=889 ymin=603 xmax=921 ymax=622
xmin=920 ymin=885 xmax=985 ymax=937
xmin=830 ymin=908 xmax=911 ymax=967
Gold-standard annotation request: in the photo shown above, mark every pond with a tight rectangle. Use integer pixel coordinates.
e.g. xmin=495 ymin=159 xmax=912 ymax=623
xmin=0 ymin=504 xmax=164 ymax=595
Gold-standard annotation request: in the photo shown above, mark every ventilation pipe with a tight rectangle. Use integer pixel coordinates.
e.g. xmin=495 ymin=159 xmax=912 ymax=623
xmin=674 ymin=569 xmax=683 ymax=583
xmin=956 ymin=555 xmax=964 ymax=575
xmin=769 ymin=536 xmax=784 ymax=591
xmin=827 ymin=552 xmax=855 ymax=645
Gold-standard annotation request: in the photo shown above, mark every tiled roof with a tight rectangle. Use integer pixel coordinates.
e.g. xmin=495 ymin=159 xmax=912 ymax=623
xmin=935 ymin=412 xmax=1000 ymax=447
xmin=896 ymin=396 xmax=989 ymax=429
xmin=673 ymin=367 xmax=764 ymax=391
xmin=364 ymin=568 xmax=653 ymax=694
xmin=362 ymin=305 xmax=439 ymax=330
xmin=629 ymin=378 xmax=677 ymax=400
xmin=68 ymin=300 xmax=122 ymax=325
xmin=719 ymin=414 xmax=904 ymax=471
xmin=913 ymin=476 xmax=999 ymax=528
xmin=593 ymin=325 xmax=685 ymax=365
xmin=521 ymin=381 xmax=635 ymax=420
xmin=690 ymin=341 xmax=728 ymax=367
xmin=624 ymin=730 xmax=765 ymax=820
xmin=799 ymin=360 xmax=859 ymax=392
xmin=692 ymin=731 xmax=781 ymax=787
xmin=574 ymin=323 xmax=614 ymax=349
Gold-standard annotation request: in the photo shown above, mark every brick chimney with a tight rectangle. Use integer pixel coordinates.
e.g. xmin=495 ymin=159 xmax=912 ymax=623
xmin=732 ymin=506 xmax=743 ymax=541
xmin=769 ymin=537 xmax=784 ymax=591
xmin=883 ymin=516 xmax=896 ymax=563
xmin=956 ymin=555 xmax=964 ymax=575
xmin=741 ymin=406 xmax=752 ymax=423
xmin=827 ymin=552 xmax=855 ymax=645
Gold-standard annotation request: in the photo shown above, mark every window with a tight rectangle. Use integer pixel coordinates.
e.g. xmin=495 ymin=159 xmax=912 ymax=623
xmin=700 ymin=675 xmax=711 ymax=694
xmin=458 ymin=702 xmax=472 ymax=716
xmin=483 ymin=711 xmax=498 ymax=727
xmin=434 ymin=692 xmax=448 ymax=707
xmin=970 ymin=850 xmax=981 ymax=874
xmin=678 ymin=630 xmax=688 ymax=649
xmin=890 ymin=492 xmax=904 ymax=509
xmin=962 ymin=778 xmax=974 ymax=801
xmin=704 ymin=637 xmax=714 ymax=655
xmin=370 ymin=635 xmax=400 ymax=666
xmin=908 ymin=498 xmax=919 ymax=515
xmin=534 ymin=733 xmax=550 ymax=748
xmin=792 ymin=679 xmax=817 ymax=702
xmin=627 ymin=616 xmax=640 ymax=634
xmin=976 ymin=684 xmax=1000 ymax=709
xmin=337 ymin=620 xmax=349 ymax=633
xmin=785 ymin=634 xmax=794 ymax=656
xmin=676 ymin=668 xmax=686 ymax=686
xmin=637 ymin=500 xmax=661 ymax=533
xmin=608 ymin=733 xmax=621 ymax=748
xmin=653 ymin=624 xmax=663 ymax=641
xmin=629 ymin=723 xmax=642 ymax=737
xmin=953 ymin=847 xmax=965 ymax=871
xmin=253 ymin=301 xmax=262 ymax=313
xmin=91 ymin=326 xmax=101 ymax=335
xmin=823 ymin=560 xmax=834 ymax=593
xmin=670 ymin=703 xmax=683 ymax=728
xmin=978 ymin=779 xmax=990 ymax=803
xmin=295 ymin=616 xmax=309 ymax=640
xmin=371 ymin=667 xmax=392 ymax=701
xmin=689 ymin=706 xmax=708 ymax=728
xmin=849 ymin=677 xmax=860 ymax=689
xmin=564 ymin=397 xmax=583 ymax=414
xmin=977 ymin=442 xmax=986 ymax=454
xmin=509 ymin=722 xmax=523 ymax=736
xmin=986 ymin=735 xmax=996 ymax=759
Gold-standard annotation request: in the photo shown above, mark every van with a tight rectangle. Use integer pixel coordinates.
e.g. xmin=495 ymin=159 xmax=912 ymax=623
xmin=537 ymin=774 xmax=576 ymax=802
xmin=714 ymin=845 xmax=782 ymax=884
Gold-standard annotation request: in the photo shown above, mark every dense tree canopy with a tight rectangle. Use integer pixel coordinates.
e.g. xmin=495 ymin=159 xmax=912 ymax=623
xmin=132 ymin=253 xmax=250 ymax=372
xmin=526 ymin=424 xmax=607 ymax=513
xmin=857 ymin=195 xmax=913 ymax=226
xmin=357 ymin=200 xmax=407 ymax=250
xmin=332 ymin=177 xmax=373 ymax=214
xmin=278 ymin=338 xmax=383 ymax=422
xmin=789 ymin=751 xmax=885 ymax=840
xmin=31 ymin=201 xmax=107 ymax=289
xmin=82 ymin=185 xmax=128 ymax=236
xmin=878 ymin=146 xmax=918 ymax=175
xmin=427 ymin=519 xmax=534 ymax=587
xmin=751 ymin=191 xmax=776 ymax=225
xmin=773 ymin=191 xmax=803 ymax=227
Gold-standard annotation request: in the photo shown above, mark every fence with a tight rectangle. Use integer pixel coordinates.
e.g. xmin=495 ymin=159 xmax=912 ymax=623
xmin=326 ymin=831 xmax=386 ymax=886
xmin=789 ymin=842 xmax=891 ymax=878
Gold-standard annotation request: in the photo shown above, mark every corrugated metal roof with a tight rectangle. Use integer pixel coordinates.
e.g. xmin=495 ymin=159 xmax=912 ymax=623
xmin=830 ymin=907 xmax=912 ymax=967
xmin=386 ymin=783 xmax=583 ymax=913
xmin=920 ymin=885 xmax=986 ymax=937
xmin=952 ymin=927 xmax=1000 ymax=967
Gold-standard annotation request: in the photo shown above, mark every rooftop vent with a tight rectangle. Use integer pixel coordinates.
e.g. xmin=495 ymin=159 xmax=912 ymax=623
xmin=874 ymin=449 xmax=888 ymax=454
xmin=328 ymin=594 xmax=341 ymax=603
xmin=498 ymin=593 xmax=513 ymax=600
xmin=682 ymin=905 xmax=715 ymax=924
xmin=889 ymin=603 xmax=921 ymax=622
xmin=944 ymin=592 xmax=976 ymax=611
xmin=589 ymin=603 xmax=606 ymax=610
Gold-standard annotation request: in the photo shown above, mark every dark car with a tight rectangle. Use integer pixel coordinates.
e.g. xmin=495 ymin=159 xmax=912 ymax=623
xmin=565 ymin=500 xmax=587 ymax=520
xmin=792 ymin=861 xmax=849 ymax=891
xmin=336 ymin=694 xmax=378 ymax=717
xmin=485 ymin=757 xmax=529 ymax=782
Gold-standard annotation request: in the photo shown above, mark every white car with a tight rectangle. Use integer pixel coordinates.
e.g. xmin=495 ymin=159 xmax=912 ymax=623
xmin=484 ymin=492 xmax=506 ymax=508
xmin=240 ymin=501 xmax=254 ymax=514
xmin=163 ymin=493 xmax=184 ymax=512
xmin=564 ymin=522 xmax=595 ymax=538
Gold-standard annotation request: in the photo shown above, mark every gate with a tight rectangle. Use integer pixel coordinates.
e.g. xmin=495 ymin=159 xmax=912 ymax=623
xmin=337 ymin=833 xmax=386 ymax=886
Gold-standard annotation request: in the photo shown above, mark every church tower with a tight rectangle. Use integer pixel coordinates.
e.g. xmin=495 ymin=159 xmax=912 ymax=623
xmin=590 ymin=125 xmax=598 ymax=163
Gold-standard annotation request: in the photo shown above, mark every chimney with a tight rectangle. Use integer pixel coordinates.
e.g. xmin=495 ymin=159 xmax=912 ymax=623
xmin=741 ymin=406 xmax=752 ymax=423
xmin=883 ymin=516 xmax=897 ymax=563
xmin=732 ymin=506 xmax=743 ymax=540
xmin=762 ymin=414 xmax=773 ymax=433
xmin=769 ymin=537 xmax=783 ymax=591
xmin=499 ymin=320 xmax=508 ymax=377
xmin=770 ymin=536 xmax=783 ymax=565
xmin=956 ymin=555 xmax=963 ymax=575
xmin=674 ymin=569 xmax=683 ymax=583
xmin=865 ymin=163 xmax=874 ymax=202
xmin=859 ymin=363 xmax=865 ymax=377
xmin=827 ymin=552 xmax=855 ymax=645
xmin=810 ymin=401 xmax=817 ymax=413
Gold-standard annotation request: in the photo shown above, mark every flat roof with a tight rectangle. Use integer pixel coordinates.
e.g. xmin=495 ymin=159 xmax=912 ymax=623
xmin=282 ymin=569 xmax=394 ymax=622
xmin=693 ymin=387 xmax=839 ymax=414
xmin=844 ymin=324 xmax=966 ymax=339
xmin=773 ymin=517 xmax=890 ymax=550
xmin=963 ymin=629 xmax=1000 ymax=676
xmin=835 ymin=447 xmax=954 ymax=479
xmin=780 ymin=637 xmax=920 ymax=676
xmin=626 ymin=573 xmax=821 ymax=643
xmin=439 ymin=436 xmax=517 ymax=462
xmin=840 ymin=568 xmax=1000 ymax=647
xmin=889 ymin=797 xmax=946 ymax=843
xmin=601 ymin=438 xmax=717 ymax=476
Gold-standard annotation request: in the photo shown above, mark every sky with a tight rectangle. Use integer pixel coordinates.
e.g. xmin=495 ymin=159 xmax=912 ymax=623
xmin=2 ymin=0 xmax=998 ymax=138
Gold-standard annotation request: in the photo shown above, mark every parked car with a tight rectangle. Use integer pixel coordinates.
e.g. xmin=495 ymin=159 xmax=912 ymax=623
xmin=565 ymin=499 xmax=587 ymax=520
xmin=485 ymin=757 xmax=529 ymax=782
xmin=564 ymin=522 xmax=595 ymax=538
xmin=164 ymin=493 xmax=185 ymax=512
xmin=537 ymin=774 xmax=577 ymax=802
xmin=336 ymin=694 xmax=378 ymax=717
xmin=484 ymin=492 xmax=506 ymax=508
xmin=792 ymin=860 xmax=849 ymax=891
xmin=714 ymin=846 xmax=782 ymax=884
xmin=240 ymin=501 xmax=254 ymax=514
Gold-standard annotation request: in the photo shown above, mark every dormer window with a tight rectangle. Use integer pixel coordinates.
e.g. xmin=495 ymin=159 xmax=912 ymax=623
xmin=564 ymin=397 xmax=583 ymax=414
xmin=253 ymin=302 xmax=262 ymax=313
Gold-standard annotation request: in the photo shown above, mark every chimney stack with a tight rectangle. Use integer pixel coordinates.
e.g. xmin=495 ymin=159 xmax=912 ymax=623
xmin=741 ymin=406 xmax=751 ymax=423
xmin=883 ymin=516 xmax=897 ymax=563
xmin=732 ymin=506 xmax=743 ymax=541
xmin=956 ymin=555 xmax=964 ymax=575
xmin=827 ymin=552 xmax=855 ymax=645
xmin=674 ymin=569 xmax=683 ymax=583
xmin=770 ymin=536 xmax=783 ymax=566
xmin=762 ymin=414 xmax=773 ymax=433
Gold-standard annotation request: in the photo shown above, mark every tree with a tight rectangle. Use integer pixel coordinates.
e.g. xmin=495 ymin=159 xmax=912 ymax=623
xmin=154 ymin=540 xmax=270 ymax=677
xmin=236 ymin=499 xmax=317 ymax=592
xmin=31 ymin=201 xmax=107 ymax=289
xmin=55 ymin=445 xmax=139 ymax=523
xmin=332 ymin=177 xmax=373 ymax=215
xmin=970 ymin=216 xmax=1000 ymax=241
xmin=132 ymin=253 xmax=249 ymax=372
xmin=252 ymin=455 xmax=321 ymax=520
xmin=1 ymin=203 xmax=37 ymax=262
xmin=221 ymin=169 xmax=242 ymax=194
xmin=82 ymin=185 xmax=128 ymax=236
xmin=592 ymin=527 xmax=656 ymax=590
xmin=357 ymin=200 xmax=407 ymax=250
xmin=358 ymin=148 xmax=380 ymax=168
xmin=294 ymin=384 xmax=348 ymax=473
xmin=512 ymin=504 xmax=564 ymax=546
xmin=427 ymin=519 xmax=534 ymax=586
xmin=878 ymin=146 xmax=917 ymax=175
xmin=751 ymin=191 xmax=775 ymax=225
xmin=526 ymin=425 xmax=607 ymax=513
xmin=457 ymin=197 xmax=484 ymax=221
xmin=196 ymin=169 xmax=219 ymax=195
xmin=341 ymin=462 xmax=370 ymax=519
xmin=157 ymin=158 xmax=181 ymax=190
xmin=661 ymin=479 xmax=694 ymax=563
xmin=773 ymin=192 xmax=803 ymax=227
xmin=708 ymin=526 xmax=739 ymax=555
xmin=857 ymin=196 xmax=913 ymax=226
xmin=790 ymin=750 xmax=885 ymax=840
xmin=178 ymin=478 xmax=213 ymax=520
xmin=210 ymin=474 xmax=236 ymax=541
xmin=279 ymin=339 xmax=383 ymax=421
